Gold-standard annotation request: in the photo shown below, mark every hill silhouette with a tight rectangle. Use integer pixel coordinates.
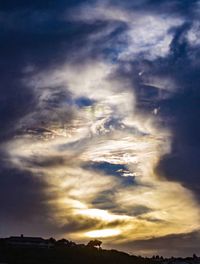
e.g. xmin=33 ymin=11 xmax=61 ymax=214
xmin=0 ymin=236 xmax=158 ymax=264
xmin=0 ymin=236 xmax=199 ymax=264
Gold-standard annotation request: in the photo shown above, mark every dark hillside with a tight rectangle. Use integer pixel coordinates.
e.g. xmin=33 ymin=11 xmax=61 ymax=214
xmin=0 ymin=237 xmax=158 ymax=264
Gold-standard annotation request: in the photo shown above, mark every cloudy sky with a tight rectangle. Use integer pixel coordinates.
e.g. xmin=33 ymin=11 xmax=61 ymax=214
xmin=0 ymin=0 xmax=200 ymax=257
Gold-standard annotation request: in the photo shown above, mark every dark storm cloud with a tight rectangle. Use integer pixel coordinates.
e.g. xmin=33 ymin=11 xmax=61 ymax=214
xmin=0 ymin=166 xmax=48 ymax=220
xmin=118 ymin=231 xmax=200 ymax=257
xmin=141 ymin=0 xmax=198 ymax=16
xmin=153 ymin=21 xmax=200 ymax=201
xmin=0 ymin=153 xmax=61 ymax=237
xmin=0 ymin=70 xmax=35 ymax=142
xmin=107 ymin=0 xmax=200 ymax=202
xmin=0 ymin=0 xmax=116 ymax=138
xmin=109 ymin=0 xmax=198 ymax=16
xmin=0 ymin=0 xmax=200 ymax=255
xmin=0 ymin=0 xmax=115 ymax=236
xmin=0 ymin=0 xmax=122 ymax=143
xmin=0 ymin=7 xmax=72 ymax=142
xmin=0 ymin=0 xmax=86 ymax=11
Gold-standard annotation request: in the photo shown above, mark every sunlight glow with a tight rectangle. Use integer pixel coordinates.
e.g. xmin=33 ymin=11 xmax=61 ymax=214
xmin=77 ymin=208 xmax=130 ymax=222
xmin=6 ymin=57 xmax=200 ymax=246
xmin=85 ymin=229 xmax=121 ymax=238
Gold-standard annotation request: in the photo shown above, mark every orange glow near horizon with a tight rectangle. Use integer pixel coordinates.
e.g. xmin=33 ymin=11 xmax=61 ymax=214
xmin=85 ymin=229 xmax=121 ymax=238
xmin=6 ymin=55 xmax=200 ymax=247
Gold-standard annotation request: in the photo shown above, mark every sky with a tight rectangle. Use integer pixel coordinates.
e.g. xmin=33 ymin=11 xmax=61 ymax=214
xmin=0 ymin=0 xmax=200 ymax=258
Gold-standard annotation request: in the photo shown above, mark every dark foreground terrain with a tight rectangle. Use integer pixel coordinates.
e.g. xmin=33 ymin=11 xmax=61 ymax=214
xmin=0 ymin=236 xmax=199 ymax=264
xmin=0 ymin=246 xmax=158 ymax=264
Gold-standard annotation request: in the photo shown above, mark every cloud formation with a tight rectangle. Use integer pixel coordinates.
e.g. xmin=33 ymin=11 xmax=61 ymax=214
xmin=0 ymin=0 xmax=200 ymax=257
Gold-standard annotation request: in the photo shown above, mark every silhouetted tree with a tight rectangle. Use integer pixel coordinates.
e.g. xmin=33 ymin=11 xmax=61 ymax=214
xmin=48 ymin=237 xmax=56 ymax=244
xmin=87 ymin=239 xmax=102 ymax=249
xmin=56 ymin=238 xmax=70 ymax=247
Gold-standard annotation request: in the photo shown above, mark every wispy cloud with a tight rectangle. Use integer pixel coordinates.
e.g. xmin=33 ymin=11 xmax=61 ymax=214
xmin=68 ymin=2 xmax=183 ymax=60
xmin=5 ymin=57 xmax=200 ymax=244
xmin=1 ymin=0 xmax=200 ymax=257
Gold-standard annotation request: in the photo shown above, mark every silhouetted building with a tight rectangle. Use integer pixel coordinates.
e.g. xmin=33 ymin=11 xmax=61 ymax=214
xmin=6 ymin=234 xmax=54 ymax=248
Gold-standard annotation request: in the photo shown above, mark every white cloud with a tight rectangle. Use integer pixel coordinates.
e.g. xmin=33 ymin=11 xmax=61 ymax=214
xmin=187 ymin=22 xmax=200 ymax=47
xmin=3 ymin=1 xmax=200 ymax=245
xmin=68 ymin=3 xmax=183 ymax=60
xmin=5 ymin=58 xmax=200 ymax=243
xmin=118 ymin=14 xmax=183 ymax=60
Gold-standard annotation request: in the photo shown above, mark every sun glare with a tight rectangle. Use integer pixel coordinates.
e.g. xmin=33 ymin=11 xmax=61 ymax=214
xmin=85 ymin=229 xmax=121 ymax=238
xmin=77 ymin=208 xmax=129 ymax=222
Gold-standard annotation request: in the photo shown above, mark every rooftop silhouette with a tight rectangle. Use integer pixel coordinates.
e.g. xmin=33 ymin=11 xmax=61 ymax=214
xmin=0 ymin=235 xmax=199 ymax=264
